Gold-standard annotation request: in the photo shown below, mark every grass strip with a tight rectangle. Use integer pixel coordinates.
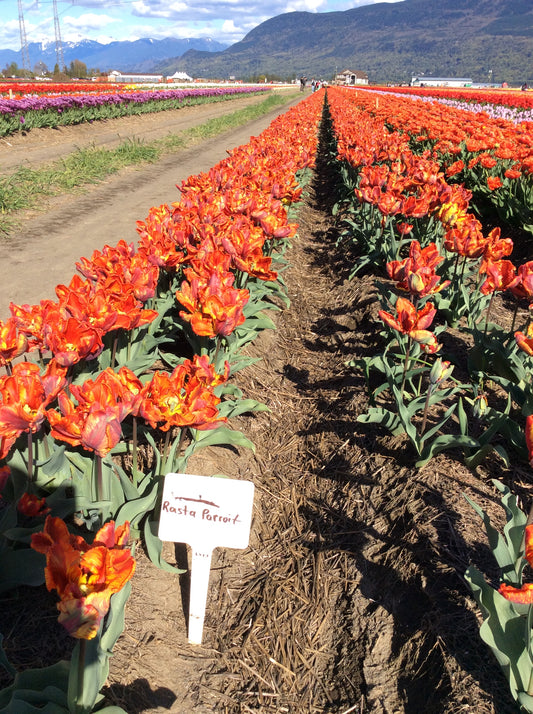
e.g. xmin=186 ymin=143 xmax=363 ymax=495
xmin=0 ymin=91 xmax=299 ymax=234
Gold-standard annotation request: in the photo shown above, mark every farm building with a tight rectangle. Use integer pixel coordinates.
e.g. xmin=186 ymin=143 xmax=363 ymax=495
xmin=410 ymin=76 xmax=472 ymax=87
xmin=107 ymin=70 xmax=164 ymax=83
xmin=336 ymin=69 xmax=369 ymax=85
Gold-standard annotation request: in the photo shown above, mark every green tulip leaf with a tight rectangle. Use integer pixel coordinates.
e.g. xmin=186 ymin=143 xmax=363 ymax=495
xmin=465 ymin=565 xmax=532 ymax=702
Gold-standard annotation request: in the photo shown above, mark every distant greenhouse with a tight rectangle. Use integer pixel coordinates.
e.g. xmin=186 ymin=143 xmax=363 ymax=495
xmin=107 ymin=71 xmax=164 ymax=83
xmin=410 ymin=76 xmax=472 ymax=87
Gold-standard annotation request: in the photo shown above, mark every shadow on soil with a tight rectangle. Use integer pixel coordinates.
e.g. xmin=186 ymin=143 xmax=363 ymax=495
xmin=279 ymin=106 xmax=519 ymax=712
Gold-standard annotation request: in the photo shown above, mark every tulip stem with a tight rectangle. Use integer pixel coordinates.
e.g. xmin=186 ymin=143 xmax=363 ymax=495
xmin=132 ymin=417 xmax=139 ymax=486
xmin=163 ymin=430 xmax=171 ymax=466
xmin=75 ymin=639 xmax=86 ymax=714
xmin=27 ymin=430 xmax=33 ymax=483
xmin=419 ymin=385 xmax=433 ymax=437
xmin=177 ymin=428 xmax=187 ymax=461
xmin=213 ymin=336 xmax=223 ymax=368
xmin=483 ymin=292 xmax=496 ymax=339
xmin=111 ymin=336 xmax=118 ymax=370
xmin=400 ymin=337 xmax=411 ymax=396
xmin=96 ymin=455 xmax=103 ymax=502
xmin=506 ymin=302 xmax=521 ymax=347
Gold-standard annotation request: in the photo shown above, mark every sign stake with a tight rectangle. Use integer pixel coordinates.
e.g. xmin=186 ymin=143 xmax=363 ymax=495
xmin=158 ymin=473 xmax=254 ymax=645
xmin=188 ymin=548 xmax=213 ymax=645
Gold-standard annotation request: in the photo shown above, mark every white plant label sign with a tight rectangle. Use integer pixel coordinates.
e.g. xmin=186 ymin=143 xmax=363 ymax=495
xmin=158 ymin=472 xmax=254 ymax=645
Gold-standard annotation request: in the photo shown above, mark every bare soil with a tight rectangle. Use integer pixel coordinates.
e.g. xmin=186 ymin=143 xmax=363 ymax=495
xmin=1 ymin=96 xmax=530 ymax=713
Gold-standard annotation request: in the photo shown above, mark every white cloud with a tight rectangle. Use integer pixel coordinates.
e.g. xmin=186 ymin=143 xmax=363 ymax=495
xmin=67 ymin=0 xmax=123 ymax=8
xmin=286 ymin=0 xmax=327 ymax=11
xmin=0 ymin=19 xmax=22 ymax=49
xmin=131 ymin=0 xmax=190 ymax=19
xmin=221 ymin=20 xmax=239 ymax=34
xmin=62 ymin=13 xmax=120 ymax=31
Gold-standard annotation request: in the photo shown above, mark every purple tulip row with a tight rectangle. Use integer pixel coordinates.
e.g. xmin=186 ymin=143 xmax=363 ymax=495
xmin=0 ymin=86 xmax=270 ymax=117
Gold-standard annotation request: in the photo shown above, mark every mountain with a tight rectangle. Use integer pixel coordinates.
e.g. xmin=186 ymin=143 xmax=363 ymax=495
xmin=159 ymin=0 xmax=533 ymax=84
xmin=0 ymin=37 xmax=228 ymax=74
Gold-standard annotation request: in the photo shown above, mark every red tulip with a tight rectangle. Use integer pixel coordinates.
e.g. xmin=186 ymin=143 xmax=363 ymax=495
xmin=17 ymin=492 xmax=51 ymax=517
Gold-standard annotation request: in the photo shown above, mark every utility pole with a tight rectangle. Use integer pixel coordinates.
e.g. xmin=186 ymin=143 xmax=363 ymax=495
xmin=52 ymin=0 xmax=65 ymax=71
xmin=17 ymin=0 xmax=31 ymax=73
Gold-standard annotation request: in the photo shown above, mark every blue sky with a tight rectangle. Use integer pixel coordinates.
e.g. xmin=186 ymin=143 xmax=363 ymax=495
xmin=0 ymin=0 xmax=402 ymax=50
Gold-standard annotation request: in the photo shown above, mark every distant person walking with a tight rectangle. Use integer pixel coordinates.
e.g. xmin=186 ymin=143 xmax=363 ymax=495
xmin=299 ymin=76 xmax=306 ymax=92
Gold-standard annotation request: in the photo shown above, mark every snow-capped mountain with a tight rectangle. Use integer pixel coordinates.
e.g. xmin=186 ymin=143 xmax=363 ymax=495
xmin=0 ymin=37 xmax=228 ymax=73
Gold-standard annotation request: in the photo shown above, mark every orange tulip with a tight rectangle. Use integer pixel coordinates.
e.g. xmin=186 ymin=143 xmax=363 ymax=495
xmin=387 ymin=241 xmax=449 ymax=298
xmin=379 ymin=297 xmax=440 ymax=353
xmin=0 ymin=360 xmax=67 ymax=456
xmin=0 ymin=317 xmax=28 ymax=368
xmin=43 ymin=312 xmax=104 ymax=368
xmin=176 ymin=270 xmax=249 ymax=338
xmin=508 ymin=261 xmax=533 ymax=301
xmin=499 ymin=522 xmax=533 ymax=604
xmin=515 ymin=325 xmax=533 ymax=356
xmin=479 ymin=227 xmax=513 ymax=273
xmin=480 ymin=259 xmax=517 ymax=295
xmin=47 ymin=368 xmax=135 ymax=457
xmin=139 ymin=357 xmax=228 ymax=433
xmin=487 ymin=175 xmax=503 ymax=191
xmin=9 ymin=300 xmax=57 ymax=353
xmin=31 ymin=517 xmax=135 ymax=639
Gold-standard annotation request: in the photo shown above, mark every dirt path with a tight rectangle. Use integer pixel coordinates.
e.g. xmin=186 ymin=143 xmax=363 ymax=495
xmin=0 ymin=92 xmax=299 ymax=317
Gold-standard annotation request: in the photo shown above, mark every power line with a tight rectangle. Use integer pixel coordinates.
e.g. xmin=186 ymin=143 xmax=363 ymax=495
xmin=15 ymin=0 xmax=66 ymax=72
xmin=52 ymin=0 xmax=65 ymax=70
xmin=17 ymin=0 xmax=31 ymax=71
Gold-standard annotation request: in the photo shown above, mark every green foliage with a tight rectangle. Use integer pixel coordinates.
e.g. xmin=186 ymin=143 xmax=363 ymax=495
xmin=464 ymin=482 xmax=533 ymax=710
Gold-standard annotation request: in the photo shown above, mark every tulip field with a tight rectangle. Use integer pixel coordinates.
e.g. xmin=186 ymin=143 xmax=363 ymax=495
xmin=0 ymin=82 xmax=271 ymax=136
xmin=1 ymin=82 xmax=533 ymax=712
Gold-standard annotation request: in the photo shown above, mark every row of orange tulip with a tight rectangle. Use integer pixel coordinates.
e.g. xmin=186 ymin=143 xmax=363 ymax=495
xmin=328 ymin=89 xmax=533 ymax=454
xmin=0 ymin=92 xmax=323 ymax=664
xmin=375 ymin=85 xmax=533 ymax=111
xmin=338 ymin=86 xmax=533 ymax=183
xmin=0 ymin=93 xmax=321 ymax=465
xmin=328 ymin=86 xmax=531 ymax=305
xmin=327 ymin=87 xmax=533 ymax=621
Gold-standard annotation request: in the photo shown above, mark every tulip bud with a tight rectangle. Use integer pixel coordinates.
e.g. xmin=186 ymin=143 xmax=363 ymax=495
xmin=407 ymin=271 xmax=425 ymax=295
xmin=429 ymin=358 xmax=453 ymax=386
xmin=473 ymin=394 xmax=488 ymax=419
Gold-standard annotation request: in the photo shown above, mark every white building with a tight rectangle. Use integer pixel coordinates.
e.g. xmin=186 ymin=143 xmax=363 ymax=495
xmin=336 ymin=69 xmax=369 ymax=85
xmin=410 ymin=76 xmax=472 ymax=87
xmin=108 ymin=70 xmax=164 ymax=83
